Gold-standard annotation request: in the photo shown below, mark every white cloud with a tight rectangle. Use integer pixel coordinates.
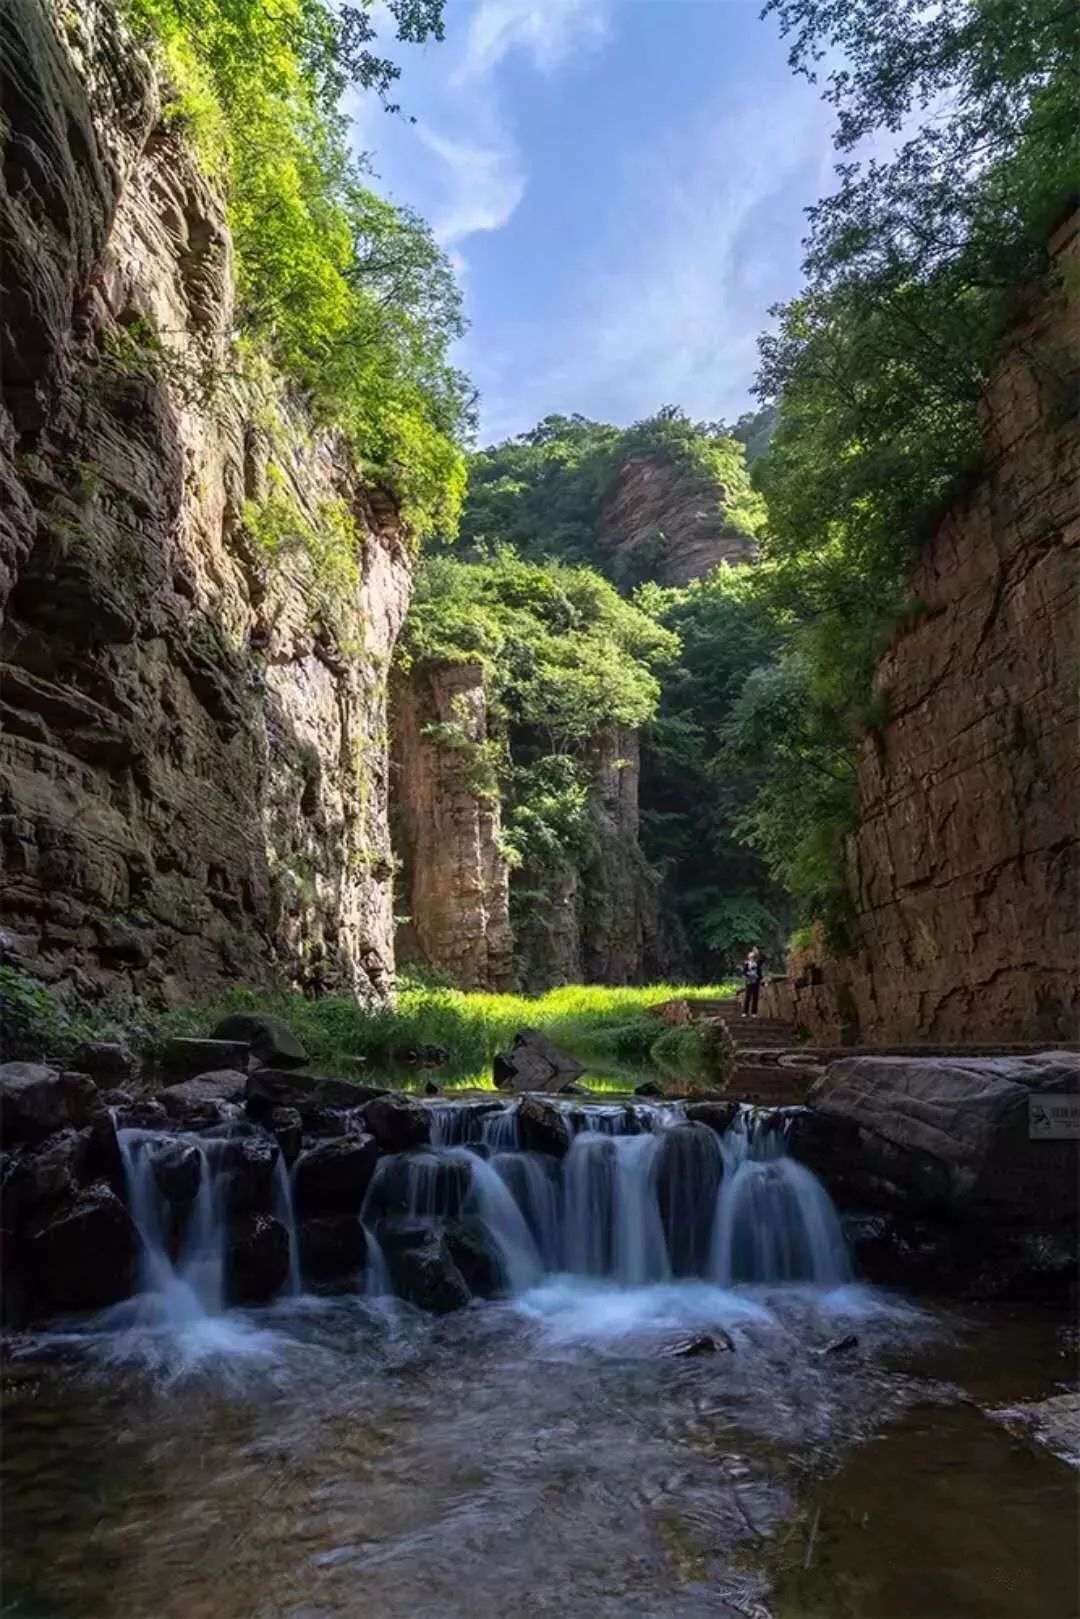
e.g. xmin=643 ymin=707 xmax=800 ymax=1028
xmin=455 ymin=0 xmax=611 ymax=84
xmin=416 ymin=125 xmax=525 ymax=244
xmin=470 ymin=84 xmax=837 ymax=439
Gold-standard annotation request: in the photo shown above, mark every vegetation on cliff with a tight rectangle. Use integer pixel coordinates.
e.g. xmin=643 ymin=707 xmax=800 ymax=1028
xmin=401 ymin=548 xmax=676 ymax=875
xmin=123 ymin=0 xmax=470 ymax=535
xmin=742 ymin=0 xmax=1080 ymax=941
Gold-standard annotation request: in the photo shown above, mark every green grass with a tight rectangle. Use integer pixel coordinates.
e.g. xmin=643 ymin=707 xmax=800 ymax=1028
xmin=0 ymin=967 xmax=739 ymax=1092
xmin=153 ymin=977 xmax=740 ymax=1089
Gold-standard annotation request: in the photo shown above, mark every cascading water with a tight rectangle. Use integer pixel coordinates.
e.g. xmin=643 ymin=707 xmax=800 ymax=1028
xmin=118 ymin=1130 xmax=230 ymax=1323
xmin=272 ymin=1155 xmax=303 ymax=1298
xmin=381 ymin=1097 xmax=849 ymax=1297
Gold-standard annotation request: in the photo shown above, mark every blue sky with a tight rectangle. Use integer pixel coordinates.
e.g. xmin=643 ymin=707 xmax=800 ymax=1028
xmin=351 ymin=1 xmax=840 ymax=445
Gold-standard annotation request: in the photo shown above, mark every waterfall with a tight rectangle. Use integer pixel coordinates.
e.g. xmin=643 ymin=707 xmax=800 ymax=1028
xmin=118 ymin=1130 xmax=229 ymax=1322
xmin=272 ymin=1155 xmax=302 ymax=1298
xmin=710 ymin=1114 xmax=851 ymax=1286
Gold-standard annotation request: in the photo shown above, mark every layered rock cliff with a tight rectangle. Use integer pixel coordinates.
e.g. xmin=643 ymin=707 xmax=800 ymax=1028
xmin=770 ymin=214 xmax=1079 ymax=1044
xmin=0 ymin=0 xmax=410 ymax=1004
xmin=390 ymin=663 xmax=514 ymax=991
xmin=598 ymin=454 xmax=756 ymax=587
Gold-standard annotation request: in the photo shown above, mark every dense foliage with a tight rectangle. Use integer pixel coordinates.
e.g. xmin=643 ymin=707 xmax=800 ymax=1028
xmin=401 ymin=548 xmax=676 ymax=871
xmin=124 ymin=0 xmax=470 ymax=536
xmin=739 ymin=0 xmax=1080 ymax=941
xmin=461 ymin=408 xmax=764 ymax=570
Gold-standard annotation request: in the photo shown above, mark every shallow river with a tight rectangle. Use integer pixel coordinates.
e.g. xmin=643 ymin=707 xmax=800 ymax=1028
xmin=2 ymin=1283 xmax=1076 ymax=1619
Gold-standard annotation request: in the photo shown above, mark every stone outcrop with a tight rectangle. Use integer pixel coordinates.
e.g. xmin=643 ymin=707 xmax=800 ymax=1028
xmin=391 ymin=662 xmax=514 ymax=990
xmin=514 ymin=725 xmax=661 ymax=990
xmin=0 ymin=0 xmax=409 ymax=1007
xmin=769 ymin=214 xmax=1079 ymax=1046
xmin=599 ymin=454 xmax=756 ymax=587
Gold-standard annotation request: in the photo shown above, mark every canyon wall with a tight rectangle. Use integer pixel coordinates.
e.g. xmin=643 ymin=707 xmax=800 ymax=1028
xmin=599 ymin=454 xmax=756 ymax=587
xmin=0 ymin=0 xmax=409 ymax=1005
xmin=390 ymin=663 xmax=514 ymax=991
xmin=769 ymin=214 xmax=1079 ymax=1045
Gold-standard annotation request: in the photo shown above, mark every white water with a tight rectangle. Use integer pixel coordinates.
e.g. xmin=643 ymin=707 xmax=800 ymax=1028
xmin=273 ymin=1155 xmax=303 ymax=1297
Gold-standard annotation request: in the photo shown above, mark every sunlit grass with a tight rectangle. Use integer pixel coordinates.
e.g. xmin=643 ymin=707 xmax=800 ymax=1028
xmin=159 ymin=978 xmax=739 ymax=1090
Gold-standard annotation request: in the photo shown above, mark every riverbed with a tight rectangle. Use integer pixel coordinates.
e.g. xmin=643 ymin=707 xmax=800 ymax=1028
xmin=2 ymin=1285 xmax=1076 ymax=1618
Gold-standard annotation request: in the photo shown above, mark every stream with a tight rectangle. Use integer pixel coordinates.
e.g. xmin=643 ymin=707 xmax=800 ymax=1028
xmin=2 ymin=1101 xmax=1077 ymax=1618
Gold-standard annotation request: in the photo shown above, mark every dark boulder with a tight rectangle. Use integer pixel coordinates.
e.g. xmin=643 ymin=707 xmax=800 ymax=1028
xmin=159 ymin=1038 xmax=250 ymax=1080
xmin=244 ymin=1068 xmax=384 ymax=1122
xmin=685 ymin=1100 xmax=740 ymax=1137
xmin=293 ymin=1134 xmax=380 ymax=1212
xmin=1 ymin=1129 xmax=88 ymax=1223
xmin=392 ymin=1042 xmax=450 ymax=1068
xmin=517 ymin=1095 xmax=571 ymax=1159
xmin=444 ymin=1218 xmax=502 ymax=1299
xmin=300 ymin=1105 xmax=352 ymax=1138
xmin=115 ymin=1099 xmax=169 ymax=1131
xmin=634 ymin=1079 xmax=664 ymax=1098
xmin=150 ymin=1140 xmax=202 ymax=1206
xmin=492 ymin=1029 xmax=584 ymax=1095
xmin=270 ymin=1106 xmax=303 ymax=1165
xmin=298 ymin=1213 xmax=367 ymax=1282
xmin=1 ymin=1063 xmax=108 ymax=1145
xmin=379 ymin=1220 xmax=471 ymax=1313
xmin=226 ymin=1213 xmax=289 ymax=1303
xmin=25 ymin=1182 xmax=139 ymax=1310
xmin=218 ymin=1133 xmax=279 ymax=1215
xmin=71 ymin=1041 xmax=135 ymax=1084
xmin=669 ymin=1329 xmax=735 ymax=1357
xmin=654 ymin=1122 xmax=724 ymax=1276
xmin=100 ymin=1088 xmax=134 ymax=1108
xmin=158 ymin=1070 xmax=247 ymax=1127
xmin=364 ymin=1093 xmax=430 ymax=1153
xmin=801 ymin=1052 xmax=1080 ymax=1224
xmin=212 ymin=1013 xmax=308 ymax=1070
xmin=364 ymin=1152 xmax=471 ymax=1221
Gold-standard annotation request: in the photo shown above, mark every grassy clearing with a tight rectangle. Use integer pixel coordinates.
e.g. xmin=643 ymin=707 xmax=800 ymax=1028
xmin=154 ymin=978 xmax=740 ymax=1089
xmin=0 ymin=968 xmax=738 ymax=1091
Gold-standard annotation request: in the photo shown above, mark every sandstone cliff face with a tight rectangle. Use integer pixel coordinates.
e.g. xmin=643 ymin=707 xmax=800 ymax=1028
xmin=0 ymin=0 xmax=410 ymax=1004
xmin=391 ymin=663 xmax=514 ymax=991
xmin=598 ymin=455 xmax=755 ymax=587
xmin=771 ymin=215 xmax=1079 ymax=1045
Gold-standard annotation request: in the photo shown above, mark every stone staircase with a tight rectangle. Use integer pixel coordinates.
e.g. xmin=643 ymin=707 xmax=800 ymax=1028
xmin=697 ymin=998 xmax=816 ymax=1105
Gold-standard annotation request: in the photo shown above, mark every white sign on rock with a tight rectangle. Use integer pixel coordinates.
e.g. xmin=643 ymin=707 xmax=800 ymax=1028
xmin=1028 ymin=1095 xmax=1080 ymax=1140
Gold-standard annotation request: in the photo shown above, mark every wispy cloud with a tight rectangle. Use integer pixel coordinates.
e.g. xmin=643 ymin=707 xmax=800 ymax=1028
xmin=469 ymin=85 xmax=836 ymax=440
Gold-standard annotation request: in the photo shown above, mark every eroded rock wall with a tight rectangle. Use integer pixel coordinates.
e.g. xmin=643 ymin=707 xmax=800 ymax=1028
xmin=390 ymin=663 xmax=514 ymax=990
xmin=771 ymin=215 xmax=1079 ymax=1045
xmin=598 ymin=454 xmax=755 ymax=587
xmin=0 ymin=0 xmax=409 ymax=1004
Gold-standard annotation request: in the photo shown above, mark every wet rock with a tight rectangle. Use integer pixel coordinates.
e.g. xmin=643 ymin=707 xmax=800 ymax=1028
xmin=1 ymin=1129 xmax=88 ymax=1222
xmin=379 ymin=1220 xmax=471 ymax=1313
xmin=684 ymin=1100 xmax=739 ymax=1136
xmin=293 ymin=1134 xmax=379 ymax=1212
xmin=220 ymin=1133 xmax=279 ymax=1215
xmin=820 ymin=1333 xmax=859 ymax=1358
xmin=298 ymin=1212 xmax=367 ymax=1281
xmin=25 ymin=1181 xmax=139 ymax=1310
xmin=159 ymin=1038 xmax=250 ymax=1080
xmin=270 ymin=1106 xmax=303 ymax=1165
xmin=115 ymin=1099 xmax=168 ymax=1130
xmin=393 ymin=1042 xmax=450 ymax=1068
xmin=212 ymin=1013 xmax=308 ymax=1070
xmin=634 ymin=1079 xmax=663 ymax=1097
xmin=669 ymin=1329 xmax=735 ymax=1357
xmin=517 ymin=1095 xmax=572 ymax=1158
xmin=71 ymin=1041 xmax=134 ymax=1084
xmin=805 ymin=1052 xmax=1080 ymax=1224
xmin=655 ymin=1122 xmax=724 ymax=1276
xmin=100 ymin=1088 xmax=134 ymax=1108
xmin=443 ymin=1218 xmax=502 ymax=1299
xmin=245 ymin=1068 xmax=384 ymax=1122
xmin=158 ymin=1070 xmax=247 ymax=1126
xmin=424 ymin=1080 xmax=441 ymax=1097
xmin=150 ymin=1140 xmax=202 ymax=1205
xmin=493 ymin=1030 xmax=584 ymax=1095
xmin=365 ymin=1093 xmax=430 ymax=1152
xmin=300 ymin=1105 xmax=352 ymax=1138
xmin=0 ymin=1063 xmax=107 ymax=1145
xmin=560 ymin=1083 xmax=589 ymax=1097
xmin=226 ymin=1213 xmax=289 ymax=1303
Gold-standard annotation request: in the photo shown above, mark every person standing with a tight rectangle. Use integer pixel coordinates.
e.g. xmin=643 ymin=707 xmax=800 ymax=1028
xmin=741 ymin=947 xmax=764 ymax=1017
